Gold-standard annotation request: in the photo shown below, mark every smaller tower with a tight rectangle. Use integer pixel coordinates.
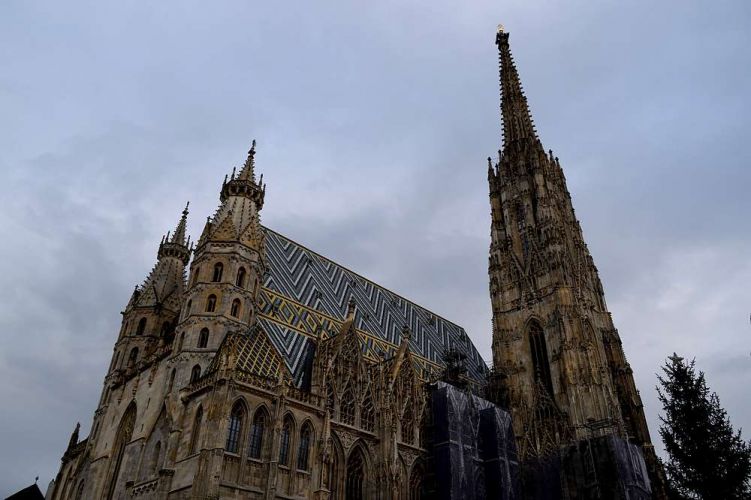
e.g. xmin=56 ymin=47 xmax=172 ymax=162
xmin=177 ymin=141 xmax=267 ymax=357
xmin=92 ymin=203 xmax=191 ymax=434
xmin=107 ymin=202 xmax=191 ymax=373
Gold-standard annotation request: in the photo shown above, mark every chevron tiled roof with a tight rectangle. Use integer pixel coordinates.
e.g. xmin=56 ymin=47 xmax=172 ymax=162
xmin=259 ymin=228 xmax=489 ymax=387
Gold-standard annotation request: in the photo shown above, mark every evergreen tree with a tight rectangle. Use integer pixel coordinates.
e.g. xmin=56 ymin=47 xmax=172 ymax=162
xmin=657 ymin=353 xmax=751 ymax=499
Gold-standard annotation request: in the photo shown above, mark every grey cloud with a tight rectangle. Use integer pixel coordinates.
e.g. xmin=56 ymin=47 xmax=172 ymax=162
xmin=1 ymin=0 xmax=750 ymax=495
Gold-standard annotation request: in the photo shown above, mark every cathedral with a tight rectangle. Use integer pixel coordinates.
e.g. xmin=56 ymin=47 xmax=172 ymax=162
xmin=47 ymin=28 xmax=665 ymax=499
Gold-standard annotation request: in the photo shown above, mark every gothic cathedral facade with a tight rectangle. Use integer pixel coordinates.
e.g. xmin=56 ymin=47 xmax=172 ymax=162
xmin=48 ymin=28 xmax=663 ymax=499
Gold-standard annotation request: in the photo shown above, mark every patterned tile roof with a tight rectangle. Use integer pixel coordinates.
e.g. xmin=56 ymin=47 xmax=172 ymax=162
xmin=207 ymin=328 xmax=291 ymax=381
xmin=259 ymin=228 xmax=489 ymax=387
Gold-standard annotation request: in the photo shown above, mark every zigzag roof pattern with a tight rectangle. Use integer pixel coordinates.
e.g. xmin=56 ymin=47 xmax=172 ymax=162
xmin=259 ymin=228 xmax=489 ymax=386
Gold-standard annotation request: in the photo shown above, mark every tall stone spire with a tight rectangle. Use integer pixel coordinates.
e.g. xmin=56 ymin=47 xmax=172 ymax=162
xmin=496 ymin=25 xmax=539 ymax=149
xmin=487 ymin=26 xmax=665 ymax=497
xmin=133 ymin=203 xmax=192 ymax=311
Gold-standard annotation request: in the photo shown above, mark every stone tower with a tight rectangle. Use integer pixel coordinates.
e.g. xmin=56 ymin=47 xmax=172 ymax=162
xmin=178 ymin=140 xmax=267 ymax=354
xmin=487 ymin=26 xmax=664 ymax=496
xmin=102 ymin=203 xmax=190 ymax=400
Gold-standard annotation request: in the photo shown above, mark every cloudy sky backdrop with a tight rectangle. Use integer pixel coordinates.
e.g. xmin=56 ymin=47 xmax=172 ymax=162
xmin=1 ymin=0 xmax=750 ymax=495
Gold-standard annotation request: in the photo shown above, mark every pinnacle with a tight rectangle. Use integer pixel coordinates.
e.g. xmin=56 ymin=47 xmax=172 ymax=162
xmin=217 ymin=140 xmax=265 ymax=210
xmin=237 ymin=139 xmax=257 ymax=181
xmin=346 ymin=297 xmax=356 ymax=319
xmin=169 ymin=201 xmax=190 ymax=246
xmin=496 ymin=27 xmax=539 ymax=148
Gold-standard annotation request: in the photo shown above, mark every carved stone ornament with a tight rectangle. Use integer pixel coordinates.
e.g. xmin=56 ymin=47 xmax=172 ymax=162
xmin=333 ymin=428 xmax=358 ymax=454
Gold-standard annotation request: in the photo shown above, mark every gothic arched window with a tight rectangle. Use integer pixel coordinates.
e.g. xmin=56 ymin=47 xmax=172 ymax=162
xmin=136 ymin=317 xmax=147 ymax=336
xmin=528 ymin=321 xmax=554 ymax=395
xmin=297 ymin=422 xmax=313 ymax=471
xmin=74 ymin=481 xmax=84 ymax=500
xmin=402 ymin=403 xmax=415 ymax=444
xmin=191 ymin=266 xmax=200 ymax=285
xmin=248 ymin=408 xmax=267 ymax=459
xmin=361 ymin=391 xmax=375 ymax=432
xmin=185 ymin=300 xmax=192 ymax=316
xmin=226 ymin=402 xmax=245 ymax=454
xmin=127 ymin=347 xmax=138 ymax=368
xmin=167 ymin=369 xmax=176 ymax=392
xmin=230 ymin=298 xmax=241 ymax=318
xmin=279 ymin=417 xmax=293 ymax=466
xmin=160 ymin=321 xmax=171 ymax=338
xmin=151 ymin=441 xmax=161 ymax=473
xmin=190 ymin=406 xmax=203 ymax=454
xmin=340 ymin=387 xmax=355 ymax=425
xmin=190 ymin=364 xmax=201 ymax=383
xmin=329 ymin=446 xmax=340 ymax=500
xmin=198 ymin=328 xmax=209 ymax=348
xmin=212 ymin=262 xmax=223 ymax=282
xmin=345 ymin=447 xmax=366 ymax=500
xmin=206 ymin=294 xmax=217 ymax=313
xmin=236 ymin=267 xmax=246 ymax=288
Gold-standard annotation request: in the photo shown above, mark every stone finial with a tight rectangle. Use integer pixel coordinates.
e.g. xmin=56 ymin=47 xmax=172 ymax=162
xmin=401 ymin=325 xmax=411 ymax=341
xmin=67 ymin=422 xmax=80 ymax=450
xmin=346 ymin=297 xmax=356 ymax=319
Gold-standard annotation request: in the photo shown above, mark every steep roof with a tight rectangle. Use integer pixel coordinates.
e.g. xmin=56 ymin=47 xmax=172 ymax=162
xmin=258 ymin=228 xmax=488 ymax=386
xmin=206 ymin=327 xmax=292 ymax=382
xmin=5 ymin=484 xmax=44 ymax=500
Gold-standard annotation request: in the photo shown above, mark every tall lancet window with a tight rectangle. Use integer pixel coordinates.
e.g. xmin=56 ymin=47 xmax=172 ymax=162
xmin=136 ymin=317 xmax=147 ymax=336
xmin=230 ymin=299 xmax=241 ymax=318
xmin=248 ymin=408 xmax=267 ymax=459
xmin=206 ymin=294 xmax=217 ymax=313
xmin=198 ymin=328 xmax=209 ymax=348
xmin=226 ymin=402 xmax=245 ymax=454
xmin=528 ymin=321 xmax=554 ymax=396
xmin=212 ymin=262 xmax=223 ymax=282
xmin=190 ymin=364 xmax=201 ymax=383
xmin=190 ymin=406 xmax=203 ymax=454
xmin=297 ymin=423 xmax=313 ymax=471
xmin=401 ymin=403 xmax=415 ymax=444
xmin=361 ymin=391 xmax=375 ymax=432
xmin=236 ymin=267 xmax=246 ymax=288
xmin=340 ymin=386 xmax=355 ymax=425
xmin=279 ymin=417 xmax=293 ymax=466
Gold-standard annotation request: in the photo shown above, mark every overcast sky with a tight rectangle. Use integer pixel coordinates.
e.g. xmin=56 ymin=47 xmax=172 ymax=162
xmin=1 ymin=0 xmax=750 ymax=495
